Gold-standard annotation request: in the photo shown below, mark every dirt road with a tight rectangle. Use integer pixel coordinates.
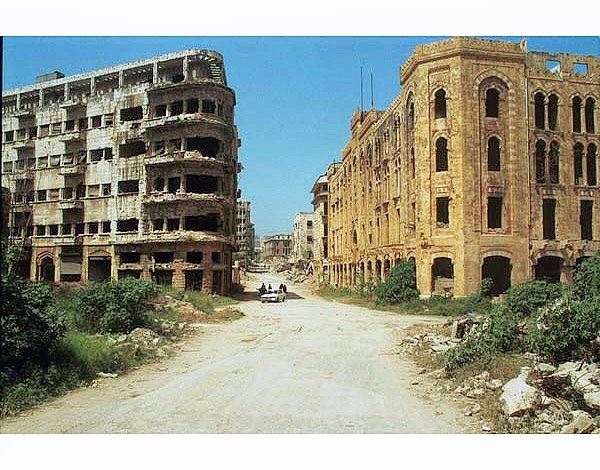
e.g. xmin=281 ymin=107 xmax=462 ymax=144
xmin=1 ymin=274 xmax=470 ymax=433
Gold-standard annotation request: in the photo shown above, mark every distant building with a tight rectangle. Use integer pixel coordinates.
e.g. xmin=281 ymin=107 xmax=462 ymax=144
xmin=235 ymin=199 xmax=254 ymax=266
xmin=292 ymin=212 xmax=314 ymax=263
xmin=311 ymin=165 xmax=338 ymax=282
xmin=262 ymin=233 xmax=292 ymax=260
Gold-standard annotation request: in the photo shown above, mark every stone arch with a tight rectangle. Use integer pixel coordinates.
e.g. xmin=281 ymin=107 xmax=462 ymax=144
xmin=38 ymin=253 xmax=56 ymax=282
xmin=548 ymin=93 xmax=560 ymax=131
xmin=585 ymin=96 xmax=596 ymax=133
xmin=435 ymin=135 xmax=449 ymax=172
xmin=574 ymin=141 xmax=585 ymax=184
xmin=431 ymin=255 xmax=454 ymax=296
xmin=487 ymin=134 xmax=502 ymax=171
xmin=572 ymin=95 xmax=583 ymax=132
xmin=587 ymin=143 xmax=597 ymax=186
xmin=481 ymin=255 xmax=512 ymax=295
xmin=534 ymin=91 xmax=546 ymax=129
xmin=433 ymin=87 xmax=447 ymax=119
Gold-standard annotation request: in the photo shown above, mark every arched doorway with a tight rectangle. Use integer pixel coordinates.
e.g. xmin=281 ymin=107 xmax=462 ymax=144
xmin=535 ymin=256 xmax=563 ymax=283
xmin=39 ymin=256 xmax=55 ymax=282
xmin=482 ymin=256 xmax=512 ymax=295
xmin=432 ymin=257 xmax=454 ymax=295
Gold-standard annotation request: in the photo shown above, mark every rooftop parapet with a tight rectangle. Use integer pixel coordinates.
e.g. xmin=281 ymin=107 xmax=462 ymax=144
xmin=2 ymin=49 xmax=226 ymax=98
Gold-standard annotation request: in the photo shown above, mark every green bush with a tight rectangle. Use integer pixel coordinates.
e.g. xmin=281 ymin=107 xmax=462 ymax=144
xmin=573 ymin=255 xmax=600 ymax=301
xmin=375 ymin=261 xmax=419 ymax=306
xmin=528 ymin=294 xmax=600 ymax=363
xmin=505 ymin=280 xmax=564 ymax=317
xmin=443 ymin=304 xmax=520 ymax=371
xmin=73 ymin=279 xmax=158 ymax=334
xmin=1 ymin=273 xmax=65 ymax=386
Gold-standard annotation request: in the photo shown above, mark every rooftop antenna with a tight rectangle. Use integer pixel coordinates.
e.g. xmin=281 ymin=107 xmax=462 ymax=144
xmin=370 ymin=72 xmax=374 ymax=109
xmin=360 ymin=66 xmax=364 ymax=111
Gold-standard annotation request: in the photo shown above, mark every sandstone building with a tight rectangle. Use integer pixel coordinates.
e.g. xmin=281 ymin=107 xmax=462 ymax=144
xmin=235 ymin=198 xmax=255 ymax=266
xmin=327 ymin=37 xmax=599 ymax=297
xmin=2 ymin=49 xmax=240 ymax=294
xmin=292 ymin=211 xmax=314 ymax=262
xmin=262 ymin=233 xmax=292 ymax=261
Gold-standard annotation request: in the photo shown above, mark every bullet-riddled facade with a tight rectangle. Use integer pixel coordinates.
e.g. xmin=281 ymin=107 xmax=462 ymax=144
xmin=2 ymin=49 xmax=240 ymax=294
xmin=328 ymin=37 xmax=599 ymax=297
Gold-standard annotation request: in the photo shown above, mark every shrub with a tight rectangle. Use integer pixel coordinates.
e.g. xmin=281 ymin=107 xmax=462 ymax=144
xmin=573 ymin=254 xmax=600 ymax=301
xmin=443 ymin=304 xmax=520 ymax=371
xmin=1 ymin=273 xmax=65 ymax=386
xmin=375 ymin=261 xmax=419 ymax=306
xmin=528 ymin=294 xmax=600 ymax=363
xmin=73 ymin=279 xmax=158 ymax=334
xmin=505 ymin=280 xmax=564 ymax=317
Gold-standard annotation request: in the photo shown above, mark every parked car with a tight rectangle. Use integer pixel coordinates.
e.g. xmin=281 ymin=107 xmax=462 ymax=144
xmin=261 ymin=289 xmax=286 ymax=303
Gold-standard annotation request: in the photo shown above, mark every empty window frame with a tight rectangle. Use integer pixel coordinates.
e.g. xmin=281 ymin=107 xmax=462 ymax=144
xmin=152 ymin=219 xmax=164 ymax=231
xmin=102 ymin=183 xmax=112 ymax=196
xmin=116 ymin=218 xmax=139 ymax=232
xmin=166 ymin=218 xmax=180 ymax=231
xmin=91 ymin=115 xmax=102 ymax=128
xmin=202 ymin=100 xmax=216 ymax=114
xmin=574 ymin=143 xmax=585 ymax=185
xmin=167 ymin=177 xmax=180 ymax=194
xmin=487 ymin=136 xmax=501 ymax=171
xmin=101 ymin=221 xmax=111 ymax=233
xmin=585 ymin=97 xmax=596 ymax=133
xmin=436 ymin=197 xmax=450 ymax=227
xmin=120 ymin=106 xmax=143 ymax=122
xmin=120 ymin=252 xmax=140 ymax=264
xmin=65 ymin=119 xmax=75 ymax=132
xmin=435 ymin=137 xmax=448 ymax=172
xmin=170 ymin=100 xmax=184 ymax=116
xmin=153 ymin=177 xmax=165 ymax=192
xmin=153 ymin=252 xmax=174 ymax=263
xmin=580 ymin=200 xmax=593 ymax=240
xmin=184 ymin=214 xmax=218 ymax=232
xmin=211 ymin=251 xmax=222 ymax=263
xmin=90 ymin=149 xmax=104 ymax=162
xmin=186 ymin=137 xmax=220 ymax=157
xmin=587 ymin=143 xmax=598 ymax=186
xmin=534 ymin=92 xmax=545 ymax=129
xmin=187 ymin=98 xmax=199 ymax=113
xmin=434 ymin=89 xmax=447 ymax=119
xmin=88 ymin=222 xmax=99 ymax=234
xmin=573 ymin=96 xmax=582 ymax=132
xmin=548 ymin=94 xmax=559 ymax=131
xmin=118 ymin=180 xmax=139 ymax=194
xmin=104 ymin=113 xmax=114 ymax=126
xmin=119 ymin=140 xmax=146 ymax=158
xmin=185 ymin=174 xmax=218 ymax=193
xmin=542 ymin=199 xmax=557 ymax=240
xmin=155 ymin=104 xmax=167 ymax=117
xmin=548 ymin=140 xmax=560 ymax=184
xmin=186 ymin=251 xmax=203 ymax=263
xmin=488 ymin=196 xmax=503 ymax=229
xmin=545 ymin=59 xmax=561 ymax=74
xmin=535 ymin=140 xmax=547 ymax=183
xmin=485 ymin=88 xmax=500 ymax=118
xmin=573 ymin=63 xmax=589 ymax=76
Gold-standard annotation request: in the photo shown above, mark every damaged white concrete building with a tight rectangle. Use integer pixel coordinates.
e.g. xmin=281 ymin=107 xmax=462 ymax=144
xmin=1 ymin=49 xmax=241 ymax=294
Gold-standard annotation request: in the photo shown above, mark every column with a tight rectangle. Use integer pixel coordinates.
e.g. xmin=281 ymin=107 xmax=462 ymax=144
xmin=64 ymin=83 xmax=70 ymax=101
xmin=38 ymin=89 xmax=44 ymax=107
xmin=90 ymin=76 xmax=96 ymax=96
xmin=152 ymin=62 xmax=159 ymax=84
xmin=118 ymin=70 xmax=124 ymax=88
xmin=182 ymin=56 xmax=189 ymax=81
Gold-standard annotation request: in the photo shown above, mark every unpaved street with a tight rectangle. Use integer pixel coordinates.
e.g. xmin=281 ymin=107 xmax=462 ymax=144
xmin=1 ymin=274 xmax=470 ymax=433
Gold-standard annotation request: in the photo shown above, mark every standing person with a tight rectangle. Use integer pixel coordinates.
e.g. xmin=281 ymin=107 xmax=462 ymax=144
xmin=278 ymin=283 xmax=284 ymax=292
xmin=268 ymin=284 xmax=272 ymax=292
xmin=282 ymin=284 xmax=287 ymax=294
xmin=258 ymin=283 xmax=266 ymax=296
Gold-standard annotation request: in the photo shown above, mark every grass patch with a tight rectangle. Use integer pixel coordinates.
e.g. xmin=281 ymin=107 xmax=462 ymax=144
xmin=159 ymin=286 xmax=239 ymax=314
xmin=317 ymin=286 xmax=491 ymax=317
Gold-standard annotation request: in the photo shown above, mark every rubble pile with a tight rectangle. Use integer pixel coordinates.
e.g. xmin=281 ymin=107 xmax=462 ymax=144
xmin=398 ymin=325 xmax=600 ymax=433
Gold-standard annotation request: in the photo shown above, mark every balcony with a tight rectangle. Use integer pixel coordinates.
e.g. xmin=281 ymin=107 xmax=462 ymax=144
xmin=142 ymin=192 xmax=232 ymax=208
xmin=60 ymin=99 xmax=87 ymax=111
xmin=59 ymin=200 xmax=84 ymax=210
xmin=59 ymin=131 xmax=83 ymax=143
xmin=13 ymin=139 xmax=35 ymax=149
xmin=142 ymin=113 xmax=226 ymax=132
xmin=144 ymin=150 xmax=228 ymax=168
xmin=60 ymin=164 xmax=84 ymax=176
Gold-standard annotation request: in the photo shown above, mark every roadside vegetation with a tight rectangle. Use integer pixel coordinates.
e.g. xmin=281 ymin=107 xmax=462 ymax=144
xmin=0 ymin=243 xmax=242 ymax=417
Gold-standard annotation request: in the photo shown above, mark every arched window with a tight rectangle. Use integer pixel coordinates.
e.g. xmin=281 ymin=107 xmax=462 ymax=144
xmin=485 ymin=88 xmax=500 ymax=118
xmin=549 ymin=140 xmax=560 ymax=184
xmin=434 ymin=89 xmax=447 ymax=119
xmin=534 ymin=92 xmax=545 ymax=129
xmin=572 ymin=96 xmax=582 ymax=132
xmin=535 ymin=139 xmax=546 ymax=183
xmin=585 ymin=97 xmax=596 ymax=133
xmin=548 ymin=94 xmax=559 ymax=130
xmin=574 ymin=143 xmax=585 ymax=185
xmin=435 ymin=137 xmax=448 ymax=172
xmin=587 ymin=143 xmax=597 ymax=186
xmin=487 ymin=136 xmax=501 ymax=171
xmin=407 ymin=96 xmax=415 ymax=132
xmin=410 ymin=146 xmax=415 ymax=178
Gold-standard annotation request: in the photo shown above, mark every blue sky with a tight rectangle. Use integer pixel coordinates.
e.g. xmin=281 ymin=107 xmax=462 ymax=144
xmin=3 ymin=36 xmax=599 ymax=236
